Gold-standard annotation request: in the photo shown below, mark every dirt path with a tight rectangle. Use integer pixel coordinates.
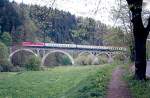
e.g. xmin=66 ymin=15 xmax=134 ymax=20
xmin=106 ymin=66 xmax=132 ymax=98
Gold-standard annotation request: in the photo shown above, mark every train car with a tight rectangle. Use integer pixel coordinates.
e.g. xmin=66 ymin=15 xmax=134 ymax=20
xmin=21 ymin=42 xmax=127 ymax=52
xmin=21 ymin=42 xmax=45 ymax=47
xmin=45 ymin=43 xmax=77 ymax=49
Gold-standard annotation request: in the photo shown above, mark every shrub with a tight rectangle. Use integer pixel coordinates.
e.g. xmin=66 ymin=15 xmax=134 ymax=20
xmin=97 ymin=56 xmax=108 ymax=64
xmin=0 ymin=42 xmax=12 ymax=72
xmin=59 ymin=55 xmax=72 ymax=65
xmin=25 ymin=56 xmax=41 ymax=71
xmin=76 ymin=55 xmax=109 ymax=65
xmin=113 ymin=54 xmax=126 ymax=63
xmin=43 ymin=53 xmax=72 ymax=66
xmin=10 ymin=66 xmax=26 ymax=72
xmin=92 ymin=57 xmax=100 ymax=65
xmin=75 ymin=55 xmax=94 ymax=65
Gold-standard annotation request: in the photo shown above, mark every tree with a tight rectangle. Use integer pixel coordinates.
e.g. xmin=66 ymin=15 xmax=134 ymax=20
xmin=1 ymin=32 xmax=12 ymax=46
xmin=112 ymin=0 xmax=135 ymax=61
xmin=112 ymin=0 xmax=150 ymax=62
xmin=103 ymin=27 xmax=126 ymax=46
xmin=0 ymin=42 xmax=9 ymax=65
xmin=0 ymin=42 xmax=12 ymax=72
xmin=25 ymin=56 xmax=41 ymax=71
xmin=125 ymin=0 xmax=150 ymax=80
xmin=0 ymin=1 xmax=22 ymax=34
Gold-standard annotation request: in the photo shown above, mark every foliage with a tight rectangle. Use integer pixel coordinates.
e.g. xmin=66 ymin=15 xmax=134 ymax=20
xmin=0 ymin=1 xmax=22 ymax=34
xmin=97 ymin=56 xmax=108 ymax=64
xmin=75 ymin=55 xmax=110 ymax=65
xmin=124 ymin=65 xmax=150 ymax=98
xmin=29 ymin=5 xmax=76 ymax=43
xmin=75 ymin=55 xmax=93 ymax=65
xmin=0 ymin=1 xmax=124 ymax=46
xmin=112 ymin=0 xmax=150 ymax=63
xmin=0 ymin=32 xmax=12 ymax=46
xmin=25 ymin=56 xmax=41 ymax=71
xmin=125 ymin=75 xmax=150 ymax=98
xmin=43 ymin=53 xmax=72 ymax=66
xmin=103 ymin=27 xmax=126 ymax=46
xmin=114 ymin=54 xmax=125 ymax=61
xmin=59 ymin=55 xmax=72 ymax=65
xmin=11 ymin=66 xmax=26 ymax=72
xmin=65 ymin=64 xmax=116 ymax=98
xmin=111 ymin=0 xmax=134 ymax=60
xmin=0 ymin=41 xmax=12 ymax=72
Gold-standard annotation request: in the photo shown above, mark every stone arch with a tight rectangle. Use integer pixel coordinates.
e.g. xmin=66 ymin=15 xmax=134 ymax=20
xmin=112 ymin=53 xmax=126 ymax=58
xmin=41 ymin=50 xmax=74 ymax=66
xmin=96 ymin=53 xmax=113 ymax=63
xmin=96 ymin=53 xmax=110 ymax=58
xmin=9 ymin=48 xmax=38 ymax=61
xmin=112 ymin=53 xmax=127 ymax=62
xmin=78 ymin=51 xmax=94 ymax=57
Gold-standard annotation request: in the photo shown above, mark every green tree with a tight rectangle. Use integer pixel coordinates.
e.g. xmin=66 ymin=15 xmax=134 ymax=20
xmin=0 ymin=42 xmax=11 ymax=72
xmin=1 ymin=32 xmax=12 ymax=46
xmin=0 ymin=1 xmax=22 ymax=34
xmin=25 ymin=56 xmax=41 ymax=71
xmin=103 ymin=27 xmax=126 ymax=46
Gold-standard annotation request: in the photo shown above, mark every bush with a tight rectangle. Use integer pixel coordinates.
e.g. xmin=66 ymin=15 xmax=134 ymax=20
xmin=76 ymin=55 xmax=109 ymax=65
xmin=10 ymin=66 xmax=26 ymax=72
xmin=97 ymin=56 xmax=108 ymax=64
xmin=44 ymin=53 xmax=72 ymax=66
xmin=75 ymin=55 xmax=94 ymax=65
xmin=92 ymin=57 xmax=100 ymax=65
xmin=0 ymin=64 xmax=13 ymax=72
xmin=0 ymin=42 xmax=12 ymax=72
xmin=25 ymin=56 xmax=41 ymax=71
xmin=59 ymin=55 xmax=72 ymax=65
xmin=113 ymin=54 xmax=126 ymax=63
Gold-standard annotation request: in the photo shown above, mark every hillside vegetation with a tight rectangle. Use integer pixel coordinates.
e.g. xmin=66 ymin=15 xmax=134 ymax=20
xmin=0 ymin=0 xmax=126 ymax=46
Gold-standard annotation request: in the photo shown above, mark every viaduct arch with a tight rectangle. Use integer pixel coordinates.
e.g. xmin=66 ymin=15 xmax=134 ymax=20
xmin=41 ymin=50 xmax=75 ymax=66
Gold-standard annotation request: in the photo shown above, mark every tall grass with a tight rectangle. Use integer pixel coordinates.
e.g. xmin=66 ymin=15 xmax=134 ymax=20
xmin=0 ymin=64 xmax=116 ymax=98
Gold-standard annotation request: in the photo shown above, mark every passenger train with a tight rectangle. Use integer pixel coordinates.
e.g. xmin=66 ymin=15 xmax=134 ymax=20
xmin=21 ymin=42 xmax=126 ymax=51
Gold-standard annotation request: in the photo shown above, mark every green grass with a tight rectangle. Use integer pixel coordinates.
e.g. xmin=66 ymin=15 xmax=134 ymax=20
xmin=0 ymin=64 xmax=116 ymax=98
xmin=124 ymin=65 xmax=150 ymax=98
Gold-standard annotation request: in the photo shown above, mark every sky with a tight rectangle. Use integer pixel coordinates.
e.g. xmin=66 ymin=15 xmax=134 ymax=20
xmin=11 ymin=0 xmax=150 ymax=26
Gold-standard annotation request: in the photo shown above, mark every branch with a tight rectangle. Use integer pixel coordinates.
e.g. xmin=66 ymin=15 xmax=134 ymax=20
xmin=126 ymin=0 xmax=132 ymax=5
xmin=146 ymin=17 xmax=150 ymax=32
xmin=126 ymin=0 xmax=143 ymax=6
xmin=112 ymin=0 xmax=122 ymax=27
xmin=51 ymin=0 xmax=56 ymax=7
xmin=94 ymin=0 xmax=101 ymax=15
xmin=126 ymin=0 xmax=143 ymax=12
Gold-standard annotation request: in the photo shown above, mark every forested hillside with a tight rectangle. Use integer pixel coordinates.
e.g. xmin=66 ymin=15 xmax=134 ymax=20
xmin=0 ymin=0 xmax=126 ymax=46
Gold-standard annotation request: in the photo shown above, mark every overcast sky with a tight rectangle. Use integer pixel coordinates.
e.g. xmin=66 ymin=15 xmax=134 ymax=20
xmin=12 ymin=0 xmax=150 ymax=26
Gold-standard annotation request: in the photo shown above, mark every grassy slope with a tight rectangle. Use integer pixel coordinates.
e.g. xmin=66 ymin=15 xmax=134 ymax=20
xmin=0 ymin=64 xmax=115 ymax=98
xmin=124 ymin=65 xmax=150 ymax=98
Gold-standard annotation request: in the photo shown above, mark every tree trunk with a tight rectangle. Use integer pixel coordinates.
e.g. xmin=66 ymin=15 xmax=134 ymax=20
xmin=132 ymin=14 xmax=148 ymax=80
xmin=134 ymin=35 xmax=147 ymax=80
